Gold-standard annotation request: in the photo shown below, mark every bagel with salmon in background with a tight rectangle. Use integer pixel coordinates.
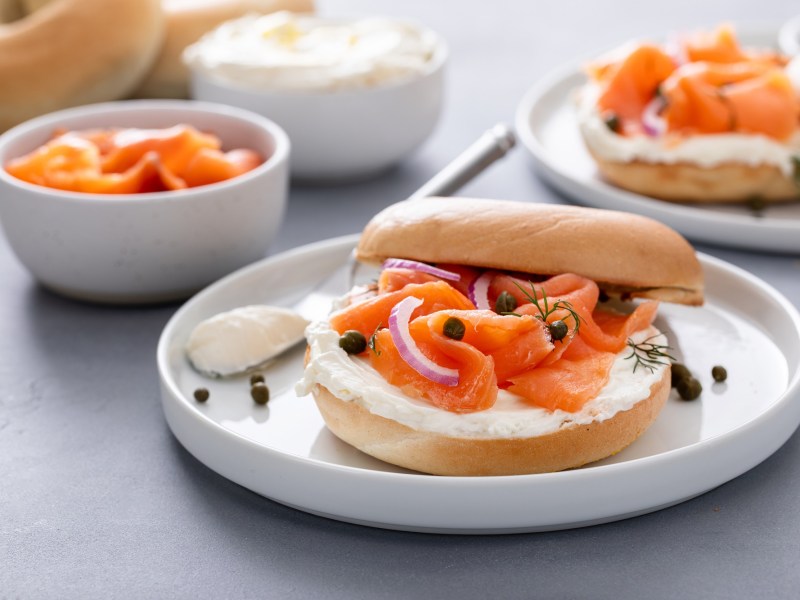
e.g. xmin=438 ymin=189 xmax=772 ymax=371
xmin=296 ymin=197 xmax=704 ymax=476
xmin=576 ymin=24 xmax=800 ymax=203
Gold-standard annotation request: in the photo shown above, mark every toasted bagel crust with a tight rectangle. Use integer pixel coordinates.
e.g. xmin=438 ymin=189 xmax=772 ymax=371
xmin=310 ymin=366 xmax=670 ymax=476
xmin=588 ymin=147 xmax=799 ymax=203
xmin=356 ymin=197 xmax=704 ymax=305
xmin=0 ymin=0 xmax=164 ymax=131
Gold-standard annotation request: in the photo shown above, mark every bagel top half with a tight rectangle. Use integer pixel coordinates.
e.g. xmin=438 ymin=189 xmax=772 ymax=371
xmin=356 ymin=197 xmax=704 ymax=306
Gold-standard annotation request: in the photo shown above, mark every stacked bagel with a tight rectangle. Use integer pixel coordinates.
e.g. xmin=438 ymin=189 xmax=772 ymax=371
xmin=0 ymin=0 xmax=314 ymax=131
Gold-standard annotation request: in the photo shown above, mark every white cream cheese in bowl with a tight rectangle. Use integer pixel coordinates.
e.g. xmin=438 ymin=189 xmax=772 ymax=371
xmin=184 ymin=11 xmax=440 ymax=92
xmin=185 ymin=11 xmax=447 ymax=180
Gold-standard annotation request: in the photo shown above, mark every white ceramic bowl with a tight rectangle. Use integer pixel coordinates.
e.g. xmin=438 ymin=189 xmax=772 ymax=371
xmin=188 ymin=33 xmax=447 ymax=182
xmin=0 ymin=100 xmax=289 ymax=304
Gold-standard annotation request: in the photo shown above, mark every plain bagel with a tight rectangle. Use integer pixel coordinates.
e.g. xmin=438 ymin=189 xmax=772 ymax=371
xmin=0 ymin=0 xmax=164 ymax=131
xmin=133 ymin=0 xmax=315 ymax=99
xmin=300 ymin=198 xmax=703 ymax=476
xmin=356 ymin=197 xmax=705 ymax=305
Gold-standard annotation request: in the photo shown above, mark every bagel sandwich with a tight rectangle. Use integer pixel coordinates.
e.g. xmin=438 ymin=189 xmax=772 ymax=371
xmin=296 ymin=197 xmax=704 ymax=476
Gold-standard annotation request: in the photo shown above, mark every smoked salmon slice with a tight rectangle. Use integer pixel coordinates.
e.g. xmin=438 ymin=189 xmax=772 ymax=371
xmin=369 ymin=326 xmax=498 ymax=413
xmin=335 ymin=266 xmax=661 ymax=414
xmin=586 ymin=24 xmax=798 ymax=141
xmin=330 ymin=281 xmax=475 ymax=339
xmin=5 ymin=125 xmax=264 ymax=193
xmin=508 ymin=336 xmax=617 ymax=413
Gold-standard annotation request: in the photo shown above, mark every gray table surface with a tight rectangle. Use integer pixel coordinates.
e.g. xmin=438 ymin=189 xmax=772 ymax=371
xmin=4 ymin=1 xmax=800 ymax=598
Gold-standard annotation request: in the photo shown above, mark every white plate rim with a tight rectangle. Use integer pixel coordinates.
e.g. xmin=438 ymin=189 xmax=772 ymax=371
xmin=514 ymin=29 xmax=800 ymax=252
xmin=157 ymin=235 xmax=800 ymax=533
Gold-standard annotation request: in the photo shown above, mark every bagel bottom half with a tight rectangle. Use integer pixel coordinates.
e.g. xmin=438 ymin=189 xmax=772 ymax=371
xmin=586 ymin=142 xmax=799 ymax=203
xmin=310 ymin=368 xmax=670 ymax=477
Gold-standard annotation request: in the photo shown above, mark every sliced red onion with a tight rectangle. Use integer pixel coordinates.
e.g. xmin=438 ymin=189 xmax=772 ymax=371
xmin=641 ymin=96 xmax=667 ymax=137
xmin=388 ymin=296 xmax=459 ymax=387
xmin=381 ymin=258 xmax=460 ymax=281
xmin=468 ymin=272 xmax=492 ymax=310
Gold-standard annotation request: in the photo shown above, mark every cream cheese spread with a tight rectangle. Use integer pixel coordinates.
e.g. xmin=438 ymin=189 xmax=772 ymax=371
xmin=183 ymin=11 xmax=440 ymax=92
xmin=296 ymin=319 xmax=667 ymax=439
xmin=186 ymin=305 xmax=308 ymax=377
xmin=576 ymin=84 xmax=800 ymax=176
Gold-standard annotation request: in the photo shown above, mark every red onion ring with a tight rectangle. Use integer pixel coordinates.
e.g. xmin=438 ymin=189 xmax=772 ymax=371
xmin=468 ymin=272 xmax=492 ymax=310
xmin=382 ymin=258 xmax=460 ymax=281
xmin=641 ymin=96 xmax=667 ymax=137
xmin=388 ymin=296 xmax=459 ymax=387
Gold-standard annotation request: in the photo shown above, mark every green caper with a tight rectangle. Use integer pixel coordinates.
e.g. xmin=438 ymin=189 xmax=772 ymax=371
xmin=339 ymin=330 xmax=367 ymax=354
xmin=193 ymin=388 xmax=209 ymax=403
xmin=549 ymin=320 xmax=569 ymax=341
xmin=746 ymin=196 xmax=765 ymax=214
xmin=495 ymin=291 xmax=517 ymax=314
xmin=250 ymin=374 xmax=265 ymax=386
xmin=603 ymin=112 xmax=621 ymax=133
xmin=676 ymin=377 xmax=702 ymax=401
xmin=711 ymin=365 xmax=728 ymax=382
xmin=443 ymin=317 xmax=466 ymax=340
xmin=251 ymin=382 xmax=270 ymax=405
xmin=671 ymin=363 xmax=691 ymax=387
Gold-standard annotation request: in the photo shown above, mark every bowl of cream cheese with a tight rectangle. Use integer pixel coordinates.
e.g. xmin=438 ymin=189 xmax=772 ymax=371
xmin=184 ymin=11 xmax=446 ymax=181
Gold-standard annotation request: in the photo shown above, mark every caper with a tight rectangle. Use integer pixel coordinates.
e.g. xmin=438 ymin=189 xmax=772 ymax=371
xmin=251 ymin=382 xmax=270 ymax=405
xmin=443 ymin=317 xmax=466 ymax=340
xmin=746 ymin=196 xmax=765 ymax=214
xmin=495 ymin=291 xmax=517 ymax=314
xmin=250 ymin=374 xmax=265 ymax=386
xmin=193 ymin=388 xmax=209 ymax=403
xmin=339 ymin=330 xmax=367 ymax=354
xmin=603 ymin=112 xmax=621 ymax=133
xmin=676 ymin=377 xmax=702 ymax=401
xmin=711 ymin=365 xmax=728 ymax=382
xmin=670 ymin=363 xmax=691 ymax=387
xmin=549 ymin=320 xmax=569 ymax=341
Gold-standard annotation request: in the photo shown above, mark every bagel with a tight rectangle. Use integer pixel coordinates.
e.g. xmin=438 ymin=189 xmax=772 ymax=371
xmin=0 ymin=0 xmax=164 ymax=131
xmin=576 ymin=25 xmax=800 ymax=203
xmin=133 ymin=0 xmax=315 ymax=99
xmin=297 ymin=198 xmax=703 ymax=476
xmin=356 ymin=197 xmax=704 ymax=305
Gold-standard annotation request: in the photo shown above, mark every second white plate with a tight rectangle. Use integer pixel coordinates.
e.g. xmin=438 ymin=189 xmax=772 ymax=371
xmin=157 ymin=235 xmax=800 ymax=534
xmin=515 ymin=30 xmax=800 ymax=253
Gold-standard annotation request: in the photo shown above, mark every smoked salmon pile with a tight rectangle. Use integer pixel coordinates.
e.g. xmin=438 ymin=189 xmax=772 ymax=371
xmin=587 ymin=24 xmax=798 ymax=140
xmin=4 ymin=125 xmax=264 ymax=194
xmin=329 ymin=263 xmax=659 ymax=414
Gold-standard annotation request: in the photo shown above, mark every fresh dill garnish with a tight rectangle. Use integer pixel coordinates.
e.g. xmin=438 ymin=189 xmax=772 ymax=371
xmin=624 ymin=335 xmax=675 ymax=373
xmin=512 ymin=281 xmax=582 ymax=339
xmin=367 ymin=322 xmax=382 ymax=356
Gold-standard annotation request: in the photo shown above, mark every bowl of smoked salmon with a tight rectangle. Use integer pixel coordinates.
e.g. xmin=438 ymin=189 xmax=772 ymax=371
xmin=0 ymin=100 xmax=290 ymax=303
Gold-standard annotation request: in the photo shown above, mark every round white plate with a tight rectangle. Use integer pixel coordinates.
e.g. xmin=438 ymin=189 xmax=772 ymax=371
xmin=515 ymin=30 xmax=800 ymax=253
xmin=158 ymin=235 xmax=800 ymax=534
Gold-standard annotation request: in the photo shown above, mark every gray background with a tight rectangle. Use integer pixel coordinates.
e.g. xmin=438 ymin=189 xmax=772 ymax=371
xmin=4 ymin=1 xmax=800 ymax=598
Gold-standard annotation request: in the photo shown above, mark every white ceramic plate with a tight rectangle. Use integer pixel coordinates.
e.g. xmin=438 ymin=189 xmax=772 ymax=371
xmin=515 ymin=30 xmax=800 ymax=253
xmin=157 ymin=235 xmax=800 ymax=534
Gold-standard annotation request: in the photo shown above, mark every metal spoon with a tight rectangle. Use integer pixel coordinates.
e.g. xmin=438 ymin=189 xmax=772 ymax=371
xmin=188 ymin=124 xmax=517 ymax=377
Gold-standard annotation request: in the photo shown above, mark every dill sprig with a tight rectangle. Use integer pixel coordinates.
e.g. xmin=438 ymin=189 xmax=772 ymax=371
xmin=624 ymin=335 xmax=675 ymax=373
xmin=512 ymin=281 xmax=583 ymax=335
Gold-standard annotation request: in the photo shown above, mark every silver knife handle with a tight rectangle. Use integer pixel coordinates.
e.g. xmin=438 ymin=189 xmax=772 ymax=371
xmin=407 ymin=123 xmax=516 ymax=201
